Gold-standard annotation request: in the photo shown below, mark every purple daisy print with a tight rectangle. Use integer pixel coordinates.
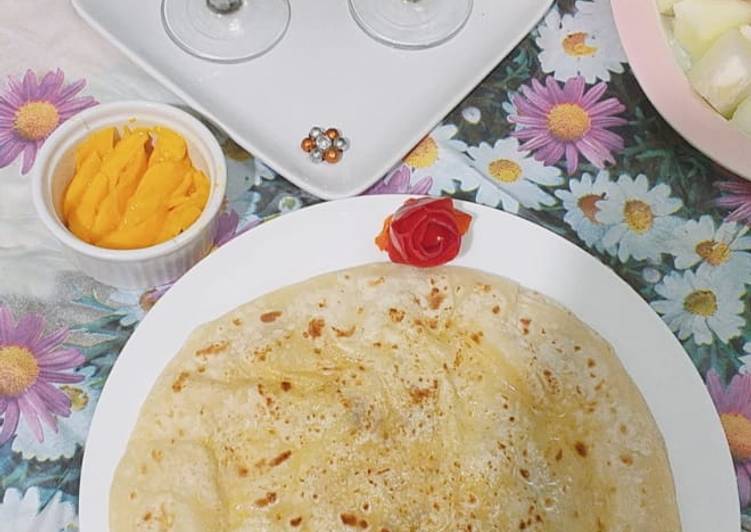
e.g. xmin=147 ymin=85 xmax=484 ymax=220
xmin=716 ymin=178 xmax=751 ymax=225
xmin=0 ymin=306 xmax=84 ymax=445
xmin=0 ymin=69 xmax=97 ymax=174
xmin=707 ymin=369 xmax=751 ymax=508
xmin=509 ymin=76 xmax=626 ymax=175
xmin=364 ymin=164 xmax=433 ymax=196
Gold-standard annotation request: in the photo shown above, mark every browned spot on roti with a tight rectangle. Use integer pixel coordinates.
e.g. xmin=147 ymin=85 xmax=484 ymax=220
xmin=281 ymin=381 xmax=292 ymax=391
xmin=232 ymin=318 xmax=242 ymax=326
xmin=574 ymin=441 xmax=588 ymax=457
xmin=308 ymin=318 xmax=325 ymax=338
xmin=409 ymin=380 xmax=438 ymax=404
xmin=333 ymin=325 xmax=356 ymax=337
xmin=270 ymin=450 xmax=292 ymax=466
xmin=171 ymin=371 xmax=189 ymax=392
xmin=195 ymin=341 xmax=229 ymax=357
xmin=429 ymin=287 xmax=445 ymax=309
xmin=492 ymin=305 xmax=501 ymax=314
xmin=369 ymin=276 xmax=385 ymax=286
xmin=254 ymin=492 xmax=277 ymax=507
xmin=389 ymin=308 xmax=405 ymax=323
xmin=260 ymin=311 xmax=282 ymax=323
xmin=290 ymin=517 xmax=303 ymax=527
xmin=341 ymin=513 xmax=359 ymax=526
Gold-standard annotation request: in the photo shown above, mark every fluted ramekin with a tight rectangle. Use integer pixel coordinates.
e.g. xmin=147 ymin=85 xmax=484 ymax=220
xmin=31 ymin=101 xmax=227 ymax=290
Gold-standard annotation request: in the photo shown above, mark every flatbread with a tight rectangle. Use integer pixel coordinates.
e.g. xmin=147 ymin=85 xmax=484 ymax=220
xmin=110 ymin=263 xmax=680 ymax=531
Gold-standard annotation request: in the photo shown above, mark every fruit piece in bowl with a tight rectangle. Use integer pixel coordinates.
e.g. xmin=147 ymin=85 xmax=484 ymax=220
xmin=688 ymin=27 xmax=751 ymax=117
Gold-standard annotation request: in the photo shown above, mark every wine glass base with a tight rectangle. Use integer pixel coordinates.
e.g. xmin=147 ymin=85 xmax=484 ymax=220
xmin=162 ymin=0 xmax=290 ymax=63
xmin=349 ymin=0 xmax=473 ymax=50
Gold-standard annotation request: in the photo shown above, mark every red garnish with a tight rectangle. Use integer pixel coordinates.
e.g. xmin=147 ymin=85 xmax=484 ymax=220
xmin=375 ymin=197 xmax=472 ymax=268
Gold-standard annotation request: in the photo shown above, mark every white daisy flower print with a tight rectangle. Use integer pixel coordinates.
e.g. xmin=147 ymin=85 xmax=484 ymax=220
xmin=597 ymin=174 xmax=683 ymax=262
xmin=740 ymin=343 xmax=751 ymax=375
xmin=462 ymin=106 xmax=482 ymax=124
xmin=651 ymin=269 xmax=745 ymax=345
xmin=501 ymin=90 xmax=521 ymax=131
xmin=555 ymin=170 xmax=615 ymax=249
xmin=536 ymin=1 xmax=627 ymax=84
xmin=277 ymin=194 xmax=303 ymax=213
xmin=670 ymin=215 xmax=751 ymax=285
xmin=107 ymin=288 xmax=146 ymax=327
xmin=404 ymin=124 xmax=484 ymax=196
xmin=467 ymin=138 xmax=563 ymax=212
xmin=0 ymin=488 xmax=77 ymax=532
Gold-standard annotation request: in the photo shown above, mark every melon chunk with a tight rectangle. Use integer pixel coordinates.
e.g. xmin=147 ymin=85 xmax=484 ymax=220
xmin=688 ymin=27 xmax=751 ymax=117
xmin=658 ymin=0 xmax=680 ymax=15
xmin=731 ymin=94 xmax=751 ymax=135
xmin=674 ymin=0 xmax=751 ymax=59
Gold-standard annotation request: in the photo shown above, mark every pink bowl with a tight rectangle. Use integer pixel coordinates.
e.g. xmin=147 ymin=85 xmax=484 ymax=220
xmin=612 ymin=0 xmax=751 ymax=180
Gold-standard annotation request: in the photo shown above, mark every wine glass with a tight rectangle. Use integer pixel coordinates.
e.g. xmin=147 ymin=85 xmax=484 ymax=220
xmin=162 ymin=0 xmax=291 ymax=63
xmin=348 ymin=0 xmax=473 ymax=50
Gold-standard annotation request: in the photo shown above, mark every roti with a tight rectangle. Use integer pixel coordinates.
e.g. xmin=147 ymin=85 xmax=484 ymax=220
xmin=110 ymin=263 xmax=680 ymax=531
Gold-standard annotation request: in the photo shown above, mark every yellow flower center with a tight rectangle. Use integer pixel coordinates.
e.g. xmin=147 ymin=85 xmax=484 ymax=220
xmin=562 ymin=32 xmax=598 ymax=57
xmin=720 ymin=413 xmax=751 ymax=461
xmin=14 ymin=101 xmax=60 ymax=141
xmin=695 ymin=240 xmax=731 ymax=266
xmin=0 ymin=346 xmax=40 ymax=397
xmin=547 ymin=103 xmax=591 ymax=142
xmin=683 ymin=290 xmax=718 ymax=317
xmin=488 ymin=159 xmax=522 ymax=183
xmin=61 ymin=385 xmax=89 ymax=412
xmin=623 ymin=200 xmax=654 ymax=234
xmin=577 ymin=193 xmax=605 ymax=223
xmin=404 ymin=137 xmax=439 ymax=169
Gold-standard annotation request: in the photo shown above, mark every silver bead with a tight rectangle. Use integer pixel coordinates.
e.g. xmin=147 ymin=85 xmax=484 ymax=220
xmin=316 ymin=135 xmax=332 ymax=150
xmin=334 ymin=136 xmax=350 ymax=152
xmin=309 ymin=126 xmax=324 ymax=139
xmin=310 ymin=148 xmax=323 ymax=163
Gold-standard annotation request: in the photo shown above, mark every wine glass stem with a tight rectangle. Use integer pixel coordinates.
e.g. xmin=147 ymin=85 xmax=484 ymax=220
xmin=207 ymin=0 xmax=242 ymax=15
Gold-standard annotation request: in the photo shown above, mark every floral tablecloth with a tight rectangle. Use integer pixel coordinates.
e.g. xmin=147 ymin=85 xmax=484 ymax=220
xmin=2 ymin=0 xmax=751 ymax=529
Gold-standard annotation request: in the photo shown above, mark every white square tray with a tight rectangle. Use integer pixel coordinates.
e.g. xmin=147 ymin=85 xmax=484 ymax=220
xmin=72 ymin=0 xmax=552 ymax=199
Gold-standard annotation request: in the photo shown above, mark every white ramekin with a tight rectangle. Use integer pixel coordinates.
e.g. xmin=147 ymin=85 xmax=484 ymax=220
xmin=31 ymin=101 xmax=227 ymax=290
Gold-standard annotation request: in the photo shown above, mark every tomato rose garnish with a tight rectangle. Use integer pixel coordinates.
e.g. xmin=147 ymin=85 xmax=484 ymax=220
xmin=375 ymin=197 xmax=472 ymax=268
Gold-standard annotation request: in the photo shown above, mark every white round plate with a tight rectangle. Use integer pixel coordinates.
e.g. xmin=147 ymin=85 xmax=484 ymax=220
xmin=612 ymin=0 xmax=751 ymax=180
xmin=80 ymin=195 xmax=738 ymax=531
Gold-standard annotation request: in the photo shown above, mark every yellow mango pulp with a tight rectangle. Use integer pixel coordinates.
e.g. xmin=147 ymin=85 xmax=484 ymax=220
xmin=119 ymin=160 xmax=189 ymax=229
xmin=75 ymin=127 xmax=115 ymax=170
xmin=63 ymin=151 xmax=102 ymax=220
xmin=148 ymin=126 xmax=186 ymax=166
xmin=62 ymin=126 xmax=211 ymax=250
